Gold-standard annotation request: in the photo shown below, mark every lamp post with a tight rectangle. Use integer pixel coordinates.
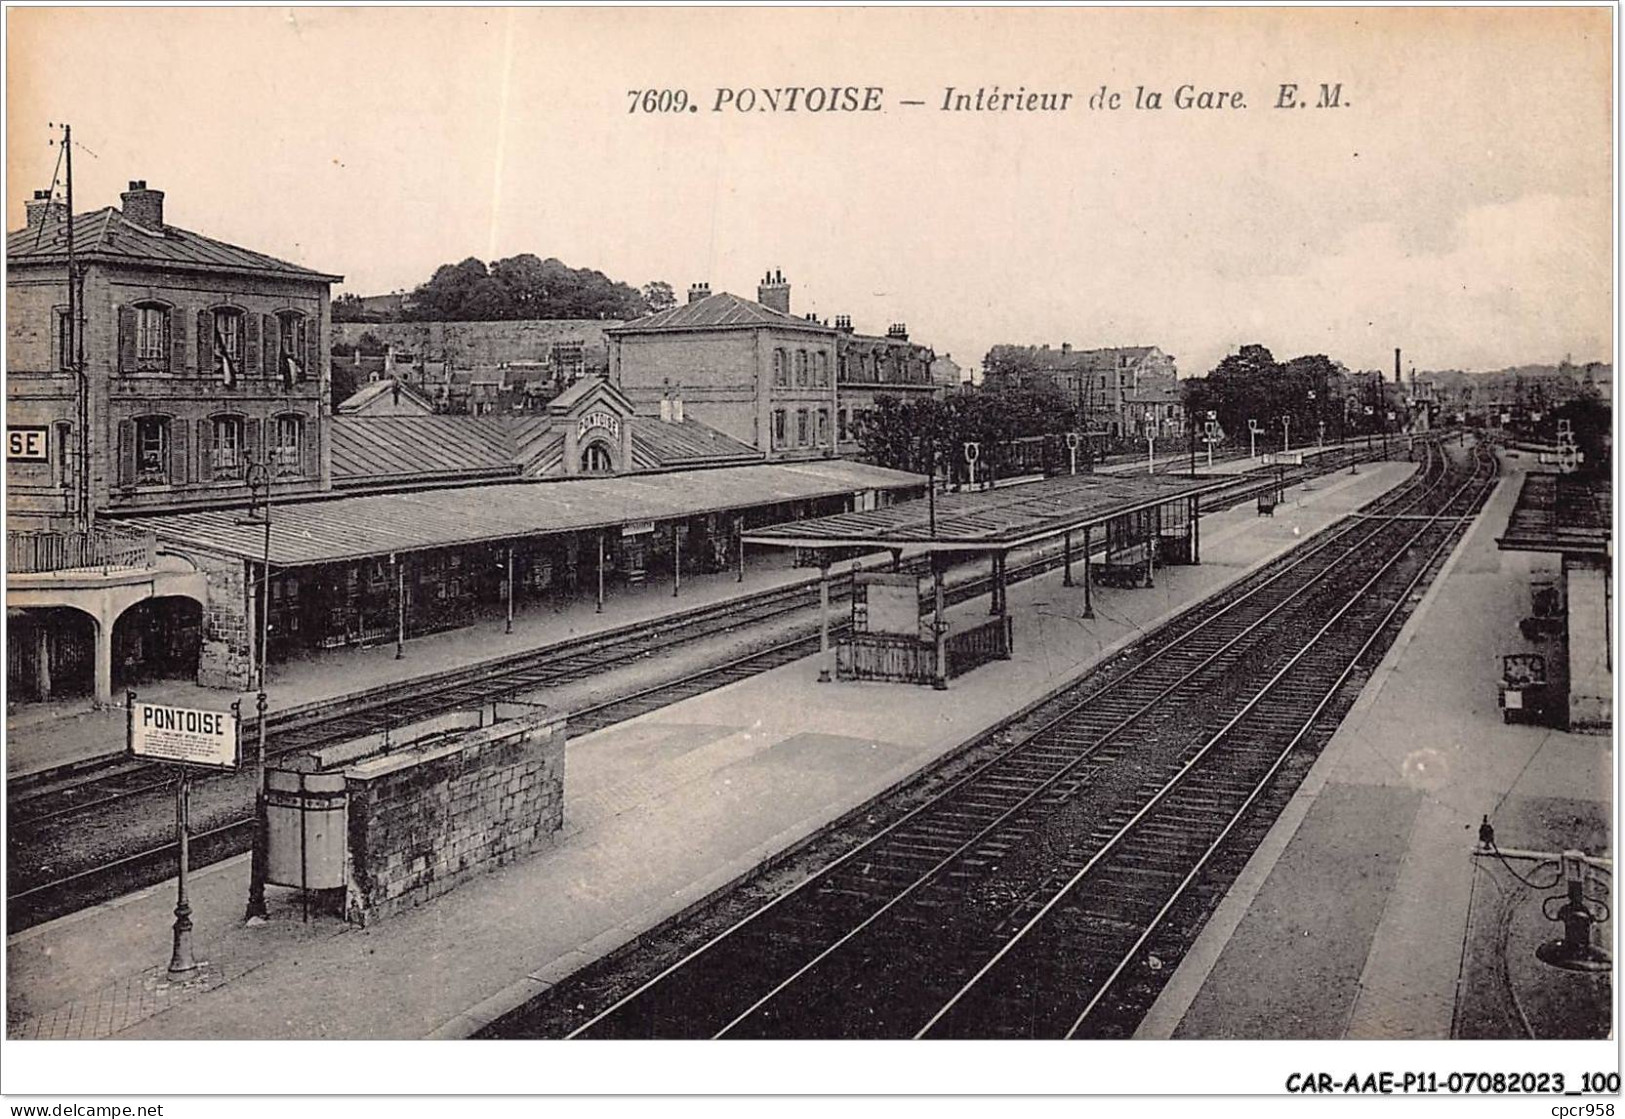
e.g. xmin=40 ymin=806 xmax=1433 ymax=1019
xmin=1146 ymin=432 xmax=1156 ymax=475
xmin=238 ymin=463 xmax=272 ymax=923
xmin=1282 ymin=415 xmax=1292 ymax=454
xmin=1248 ymin=418 xmax=1260 ymax=460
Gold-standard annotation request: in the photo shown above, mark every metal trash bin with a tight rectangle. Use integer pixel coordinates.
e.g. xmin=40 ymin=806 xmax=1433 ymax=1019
xmin=265 ymin=768 xmax=348 ymax=891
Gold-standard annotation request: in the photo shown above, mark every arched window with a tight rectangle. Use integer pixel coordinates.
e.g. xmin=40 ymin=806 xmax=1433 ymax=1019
xmin=276 ymin=312 xmax=308 ymax=387
xmin=135 ymin=416 xmax=170 ymax=485
xmin=272 ymin=414 xmax=304 ymax=476
xmin=581 ymin=442 xmax=614 ymax=473
xmin=815 ymin=352 xmax=829 ymax=387
xmin=795 ymin=350 xmax=809 ymax=387
xmin=208 ymin=414 xmax=246 ymax=480
xmin=209 ymin=308 xmax=245 ymax=386
xmin=773 ymin=349 xmax=788 ymax=387
xmin=117 ymin=302 xmax=172 ymax=374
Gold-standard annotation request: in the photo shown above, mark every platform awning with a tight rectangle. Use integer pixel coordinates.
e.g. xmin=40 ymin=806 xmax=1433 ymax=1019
xmin=743 ymin=472 xmax=1234 ymax=554
xmin=1497 ymin=472 xmax=1612 ymax=557
xmin=127 ymin=460 xmax=924 ymax=566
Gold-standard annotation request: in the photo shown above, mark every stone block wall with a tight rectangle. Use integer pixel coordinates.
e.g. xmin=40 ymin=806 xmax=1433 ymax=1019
xmin=343 ymin=713 xmax=566 ymax=925
xmin=194 ymin=548 xmax=251 ymax=690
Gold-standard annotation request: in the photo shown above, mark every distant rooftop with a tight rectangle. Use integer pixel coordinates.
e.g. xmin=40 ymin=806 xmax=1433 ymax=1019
xmin=608 ymin=290 xmax=834 ymax=335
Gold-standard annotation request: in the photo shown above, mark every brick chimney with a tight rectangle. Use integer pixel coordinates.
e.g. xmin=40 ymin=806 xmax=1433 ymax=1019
xmin=1061 ymin=342 xmax=1073 ymax=354
xmin=834 ymin=315 xmax=854 ymax=334
xmin=886 ymin=323 xmax=909 ymax=342
xmin=24 ymin=189 xmax=66 ymax=233
xmin=687 ymin=281 xmax=711 ymax=304
xmin=757 ymin=269 xmax=790 ymax=315
xmin=119 ymin=180 xmax=165 ymax=231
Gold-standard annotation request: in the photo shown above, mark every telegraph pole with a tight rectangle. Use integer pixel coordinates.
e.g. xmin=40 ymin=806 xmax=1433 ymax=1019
xmin=58 ymin=123 xmax=91 ymax=528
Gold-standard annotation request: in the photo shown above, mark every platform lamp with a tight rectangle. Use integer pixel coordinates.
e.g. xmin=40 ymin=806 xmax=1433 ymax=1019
xmin=239 ymin=461 xmax=273 ymax=923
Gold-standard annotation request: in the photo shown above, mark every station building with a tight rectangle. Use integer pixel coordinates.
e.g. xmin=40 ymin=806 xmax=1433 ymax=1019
xmin=7 ymin=180 xmax=339 ymax=708
xmin=5 ymin=194 xmax=922 ymax=705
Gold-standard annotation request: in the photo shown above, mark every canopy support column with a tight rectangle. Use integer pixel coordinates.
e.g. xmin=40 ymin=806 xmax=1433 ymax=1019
xmin=932 ymin=554 xmax=948 ymax=690
xmin=596 ymin=531 xmax=605 ymax=614
xmin=1082 ymin=525 xmax=1094 ymax=618
xmin=673 ymin=523 xmax=682 ymax=598
xmin=736 ymin=518 xmax=746 ymax=583
xmin=1192 ymin=495 xmax=1201 ymax=564
xmin=1063 ymin=531 xmax=1073 ymax=587
xmin=505 ymin=546 xmax=514 ymax=634
xmin=394 ymin=555 xmax=405 ymax=660
xmin=817 ymin=560 xmax=833 ymax=683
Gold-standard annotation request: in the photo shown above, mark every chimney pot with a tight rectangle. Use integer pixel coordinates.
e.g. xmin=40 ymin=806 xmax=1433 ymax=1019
xmin=24 ymin=193 xmax=66 ymax=233
xmin=687 ymin=282 xmax=710 ymax=304
xmin=757 ymin=269 xmax=791 ymax=315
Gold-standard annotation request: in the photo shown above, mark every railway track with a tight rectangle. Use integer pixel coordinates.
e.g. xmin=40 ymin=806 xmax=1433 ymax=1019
xmin=477 ymin=438 xmax=1492 ymax=1039
xmin=5 ymin=442 xmax=1396 ymax=931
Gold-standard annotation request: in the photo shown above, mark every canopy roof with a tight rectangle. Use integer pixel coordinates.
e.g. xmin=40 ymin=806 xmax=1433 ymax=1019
xmin=743 ymin=471 xmax=1232 ymax=553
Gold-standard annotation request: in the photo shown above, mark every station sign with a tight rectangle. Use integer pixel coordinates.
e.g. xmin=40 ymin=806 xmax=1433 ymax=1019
xmin=621 ymin=520 xmax=656 ymax=537
xmin=1261 ymin=451 xmax=1305 ymax=466
xmin=578 ymin=411 xmax=621 ymax=441
xmin=7 ymin=425 xmax=48 ymax=462
xmin=129 ymin=701 xmax=240 ymax=770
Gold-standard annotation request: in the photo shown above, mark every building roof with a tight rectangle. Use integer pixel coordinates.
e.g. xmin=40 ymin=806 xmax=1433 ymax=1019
xmin=331 ymin=416 xmax=518 ymax=484
xmin=134 ymin=460 xmax=923 ymax=566
xmin=607 ymin=291 xmax=834 ymax=336
xmin=329 ymin=412 xmax=761 ymax=488
xmin=336 ymin=379 xmax=439 ymax=415
xmin=7 ymin=207 xmax=342 ymax=281
xmin=1497 ymin=472 xmax=1612 ymax=557
xmin=742 ymin=471 xmax=1233 ymax=553
xmin=629 ymin=417 xmax=759 ymax=468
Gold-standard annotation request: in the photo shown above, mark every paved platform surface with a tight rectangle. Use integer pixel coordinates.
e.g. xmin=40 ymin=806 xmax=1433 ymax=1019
xmin=1137 ymin=463 xmax=1613 ymax=1041
xmin=7 ymin=462 xmax=1419 ymax=1041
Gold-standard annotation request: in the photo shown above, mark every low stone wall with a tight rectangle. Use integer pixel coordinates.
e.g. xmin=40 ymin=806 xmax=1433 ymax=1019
xmin=343 ymin=710 xmax=566 ymax=925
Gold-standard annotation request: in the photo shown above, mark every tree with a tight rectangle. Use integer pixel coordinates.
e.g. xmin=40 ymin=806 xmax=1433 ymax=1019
xmin=332 ymin=293 xmax=369 ymax=323
xmin=642 ymin=281 xmax=677 ymax=313
xmin=405 ymin=254 xmax=650 ymax=321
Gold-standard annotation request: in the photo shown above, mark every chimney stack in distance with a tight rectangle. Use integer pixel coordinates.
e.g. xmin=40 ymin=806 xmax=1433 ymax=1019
xmin=24 ymin=189 xmax=66 ymax=233
xmin=687 ymin=282 xmax=711 ymax=304
xmin=757 ymin=269 xmax=791 ymax=314
xmin=120 ymin=180 xmax=165 ymax=232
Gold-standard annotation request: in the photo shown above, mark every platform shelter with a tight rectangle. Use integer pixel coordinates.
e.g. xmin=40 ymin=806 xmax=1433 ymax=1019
xmin=108 ymin=459 xmax=923 ymax=692
xmin=742 ymin=471 xmax=1234 ymax=688
xmin=1496 ymin=471 xmax=1612 ymax=731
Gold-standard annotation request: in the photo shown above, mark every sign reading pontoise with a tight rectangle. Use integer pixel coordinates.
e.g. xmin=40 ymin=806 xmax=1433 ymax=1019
xmin=130 ymin=701 xmax=241 ymax=769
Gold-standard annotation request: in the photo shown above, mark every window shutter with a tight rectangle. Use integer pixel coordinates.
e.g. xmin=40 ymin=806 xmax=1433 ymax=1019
xmin=197 ymin=418 xmax=212 ymax=479
xmin=117 ymin=419 xmax=135 ymax=486
xmin=170 ymin=416 xmax=189 ymax=484
xmin=263 ymin=314 xmax=278 ymax=382
xmin=246 ymin=417 xmax=262 ymax=468
xmin=117 ymin=305 xmax=136 ymax=372
xmin=244 ymin=314 xmax=260 ymax=377
xmin=170 ymin=308 xmax=187 ymax=375
xmin=304 ymin=317 xmax=319 ymax=385
xmin=300 ymin=414 xmax=317 ymax=477
xmin=197 ymin=310 xmax=212 ymax=375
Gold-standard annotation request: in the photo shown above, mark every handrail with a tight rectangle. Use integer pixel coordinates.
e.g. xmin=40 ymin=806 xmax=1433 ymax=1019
xmin=6 ymin=524 xmax=157 ymax=574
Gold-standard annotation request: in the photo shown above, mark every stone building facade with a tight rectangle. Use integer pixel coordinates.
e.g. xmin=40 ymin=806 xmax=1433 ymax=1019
xmin=607 ymin=274 xmax=841 ymax=460
xmin=6 ymin=181 xmax=340 ymax=529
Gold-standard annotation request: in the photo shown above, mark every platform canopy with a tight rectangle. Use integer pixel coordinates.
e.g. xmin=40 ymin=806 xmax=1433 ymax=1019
xmin=743 ymin=471 xmax=1235 ymax=554
xmin=127 ymin=460 xmax=924 ymax=567
xmin=1497 ymin=472 xmax=1612 ymax=557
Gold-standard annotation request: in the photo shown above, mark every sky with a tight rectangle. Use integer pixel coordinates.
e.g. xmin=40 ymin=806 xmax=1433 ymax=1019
xmin=6 ymin=6 xmax=1614 ymax=379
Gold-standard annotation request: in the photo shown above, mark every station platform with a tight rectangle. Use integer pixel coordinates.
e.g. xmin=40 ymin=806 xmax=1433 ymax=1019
xmin=1137 ymin=464 xmax=1613 ymax=1040
xmin=5 ymin=549 xmax=814 ymax=780
xmin=6 ymin=461 xmax=1421 ymax=1049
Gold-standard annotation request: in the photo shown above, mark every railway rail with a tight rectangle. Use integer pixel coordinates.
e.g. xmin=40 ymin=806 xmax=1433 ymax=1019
xmin=5 ymin=441 xmax=1392 ymax=931
xmin=477 ymin=438 xmax=1493 ymax=1038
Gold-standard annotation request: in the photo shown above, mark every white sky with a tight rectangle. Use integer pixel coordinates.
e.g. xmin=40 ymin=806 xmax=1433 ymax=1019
xmin=7 ymin=6 xmax=1614 ymax=378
